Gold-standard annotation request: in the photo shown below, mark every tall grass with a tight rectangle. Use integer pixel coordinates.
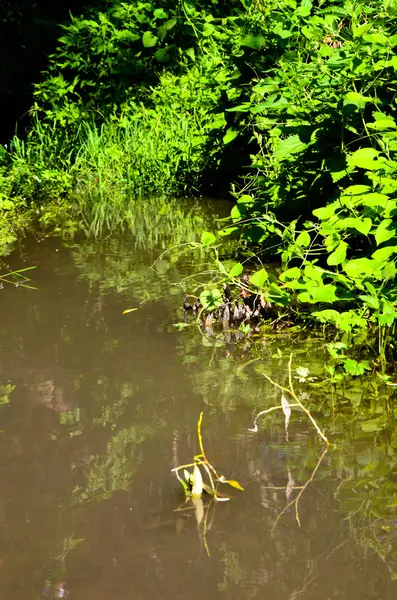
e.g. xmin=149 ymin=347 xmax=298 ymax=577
xmin=70 ymin=107 xmax=211 ymax=235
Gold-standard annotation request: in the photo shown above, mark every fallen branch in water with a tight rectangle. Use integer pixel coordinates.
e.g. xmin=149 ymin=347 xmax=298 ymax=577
xmin=272 ymin=446 xmax=329 ymax=529
xmin=249 ymin=353 xmax=330 ymax=446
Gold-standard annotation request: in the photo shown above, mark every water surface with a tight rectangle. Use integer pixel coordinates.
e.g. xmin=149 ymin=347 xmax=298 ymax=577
xmin=0 ymin=202 xmax=396 ymax=599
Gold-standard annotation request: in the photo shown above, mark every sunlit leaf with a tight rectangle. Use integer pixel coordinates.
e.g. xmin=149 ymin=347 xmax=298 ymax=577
xmin=191 ymin=464 xmax=203 ymax=498
xmin=201 ymin=231 xmax=216 ymax=246
xmin=218 ymin=475 xmax=244 ymax=491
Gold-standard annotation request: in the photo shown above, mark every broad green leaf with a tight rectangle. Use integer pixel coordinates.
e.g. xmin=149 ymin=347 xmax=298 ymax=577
xmin=313 ymin=202 xmax=338 ymax=220
xmin=249 ymin=268 xmax=268 ymax=288
xmin=358 ymin=295 xmax=380 ymax=310
xmin=200 ymin=289 xmax=223 ymax=311
xmin=295 ymin=230 xmax=311 ymax=247
xmin=154 ymin=48 xmax=170 ymax=62
xmin=349 ymin=147 xmax=383 ymax=170
xmin=298 ymin=284 xmax=339 ymax=304
xmin=231 ymin=205 xmax=241 ymax=222
xmin=223 ymin=127 xmax=239 ymax=144
xmin=353 ymin=23 xmax=372 ymax=38
xmin=296 ymin=0 xmax=312 ymax=17
xmin=275 ymin=135 xmax=308 ymax=160
xmin=374 ymin=220 xmax=396 ymax=245
xmin=201 ymin=231 xmax=216 ymax=247
xmin=343 ymin=91 xmax=370 ymax=110
xmin=240 ymin=34 xmax=265 ymax=49
xmin=157 ymin=18 xmax=177 ymax=41
xmin=229 ymin=262 xmax=244 ymax=277
xmin=344 ymin=258 xmax=385 ymax=279
xmin=202 ymin=22 xmax=215 ymax=36
xmin=343 ymin=358 xmax=369 ymax=376
xmin=185 ymin=46 xmax=195 ymax=60
xmin=372 ymin=245 xmax=397 ymax=260
xmin=142 ymin=31 xmax=158 ymax=48
xmin=327 ymin=241 xmax=348 ymax=266
xmin=312 ymin=309 xmax=341 ymax=326
xmin=153 ymin=8 xmax=168 ymax=19
xmin=335 ymin=217 xmax=372 ymax=235
xmin=279 ymin=266 xmax=301 ymax=281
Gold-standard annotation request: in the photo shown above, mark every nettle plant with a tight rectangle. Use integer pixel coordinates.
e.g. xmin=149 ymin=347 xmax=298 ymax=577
xmin=202 ymin=113 xmax=397 ymax=364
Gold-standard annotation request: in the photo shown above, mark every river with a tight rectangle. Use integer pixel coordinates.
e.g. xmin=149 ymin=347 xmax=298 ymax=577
xmin=0 ymin=198 xmax=396 ymax=599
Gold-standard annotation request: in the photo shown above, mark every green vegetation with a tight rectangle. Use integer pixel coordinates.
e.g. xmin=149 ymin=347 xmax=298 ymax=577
xmin=2 ymin=0 xmax=397 ymax=366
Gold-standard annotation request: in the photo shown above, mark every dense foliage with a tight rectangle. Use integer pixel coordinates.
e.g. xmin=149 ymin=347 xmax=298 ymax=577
xmin=2 ymin=0 xmax=397 ymax=364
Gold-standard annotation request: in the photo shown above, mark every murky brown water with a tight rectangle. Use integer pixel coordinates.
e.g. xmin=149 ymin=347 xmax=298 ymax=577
xmin=0 ymin=207 xmax=397 ymax=599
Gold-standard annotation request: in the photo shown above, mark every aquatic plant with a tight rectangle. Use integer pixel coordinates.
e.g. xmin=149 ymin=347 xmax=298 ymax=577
xmin=172 ymin=411 xmax=244 ymax=500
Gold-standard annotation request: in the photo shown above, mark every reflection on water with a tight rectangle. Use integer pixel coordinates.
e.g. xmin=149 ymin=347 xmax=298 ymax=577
xmin=0 ymin=198 xmax=396 ymax=599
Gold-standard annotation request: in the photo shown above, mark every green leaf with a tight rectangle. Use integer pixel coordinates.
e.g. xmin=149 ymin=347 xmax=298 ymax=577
xmin=185 ymin=46 xmax=195 ymax=60
xmin=279 ymin=266 xmax=301 ymax=282
xmin=295 ymin=230 xmax=311 ymax=247
xmin=372 ymin=245 xmax=397 ymax=260
xmin=296 ymin=0 xmax=312 ymax=17
xmin=202 ymin=22 xmax=215 ymax=36
xmin=240 ymin=34 xmax=265 ymax=49
xmin=313 ymin=309 xmax=341 ymax=326
xmin=349 ymin=148 xmax=383 ymax=170
xmin=157 ymin=18 xmax=177 ymax=40
xmin=201 ymin=231 xmax=216 ymax=247
xmin=200 ymin=289 xmax=223 ymax=311
xmin=313 ymin=202 xmax=338 ymax=220
xmin=353 ymin=23 xmax=372 ymax=38
xmin=153 ymin=8 xmax=168 ymax=19
xmin=327 ymin=241 xmax=348 ymax=266
xmin=249 ymin=268 xmax=268 ymax=288
xmin=374 ymin=220 xmax=396 ymax=245
xmin=343 ymin=358 xmax=370 ymax=376
xmin=275 ymin=135 xmax=308 ymax=160
xmin=298 ymin=284 xmax=340 ymax=304
xmin=223 ymin=127 xmax=239 ymax=144
xmin=142 ymin=31 xmax=158 ymax=48
xmin=154 ymin=47 xmax=170 ymax=62
xmin=229 ymin=262 xmax=244 ymax=277
xmin=358 ymin=295 xmax=380 ymax=310
xmin=231 ymin=205 xmax=241 ymax=222
xmin=343 ymin=91 xmax=370 ymax=110
xmin=335 ymin=217 xmax=372 ymax=235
